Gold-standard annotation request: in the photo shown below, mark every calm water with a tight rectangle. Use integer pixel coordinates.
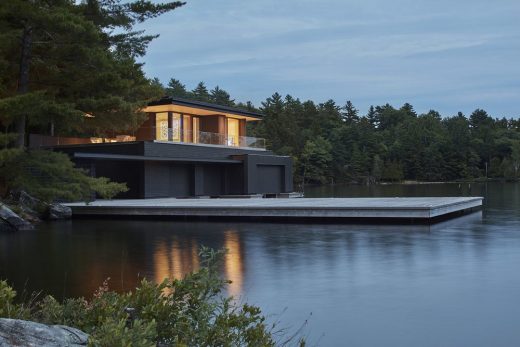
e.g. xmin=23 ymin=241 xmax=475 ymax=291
xmin=1 ymin=182 xmax=520 ymax=346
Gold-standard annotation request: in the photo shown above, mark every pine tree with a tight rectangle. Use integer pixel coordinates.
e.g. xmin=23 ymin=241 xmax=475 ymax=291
xmin=366 ymin=105 xmax=378 ymax=127
xmin=192 ymin=82 xmax=210 ymax=102
xmin=210 ymin=86 xmax=235 ymax=106
xmin=166 ymin=78 xmax=189 ymax=98
xmin=0 ymin=0 xmax=185 ymax=146
xmin=342 ymin=100 xmax=359 ymax=124
xmin=511 ymin=141 xmax=520 ymax=179
xmin=0 ymin=0 xmax=184 ymax=200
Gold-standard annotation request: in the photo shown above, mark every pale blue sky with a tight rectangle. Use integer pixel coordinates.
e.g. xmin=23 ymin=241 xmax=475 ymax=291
xmin=139 ymin=0 xmax=520 ymax=118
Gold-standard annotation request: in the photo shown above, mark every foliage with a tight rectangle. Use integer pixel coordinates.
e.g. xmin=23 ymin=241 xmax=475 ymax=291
xmin=0 ymin=0 xmax=184 ymax=141
xmin=0 ymin=248 xmax=301 ymax=347
xmin=300 ymin=137 xmax=332 ymax=184
xmin=0 ymin=0 xmax=182 ymax=200
xmin=0 ymin=149 xmax=127 ymax=202
xmin=159 ymin=78 xmax=520 ymax=184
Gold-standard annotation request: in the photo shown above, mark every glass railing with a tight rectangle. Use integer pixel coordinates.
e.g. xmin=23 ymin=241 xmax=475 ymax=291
xmin=153 ymin=128 xmax=266 ymax=150
xmin=29 ymin=128 xmax=266 ymax=150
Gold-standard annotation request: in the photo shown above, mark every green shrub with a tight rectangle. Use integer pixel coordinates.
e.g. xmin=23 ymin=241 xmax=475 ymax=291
xmin=0 ymin=247 xmax=303 ymax=346
xmin=0 ymin=149 xmax=127 ymax=202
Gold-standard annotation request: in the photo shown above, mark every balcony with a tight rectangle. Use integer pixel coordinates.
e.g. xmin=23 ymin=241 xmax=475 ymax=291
xmin=153 ymin=128 xmax=266 ymax=150
xmin=29 ymin=128 xmax=266 ymax=150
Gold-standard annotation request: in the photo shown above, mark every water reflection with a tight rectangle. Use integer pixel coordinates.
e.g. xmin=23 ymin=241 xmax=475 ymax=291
xmin=1 ymin=183 xmax=519 ymax=347
xmin=224 ymin=230 xmax=244 ymax=297
xmin=149 ymin=229 xmax=244 ymax=297
xmin=153 ymin=239 xmax=200 ymax=283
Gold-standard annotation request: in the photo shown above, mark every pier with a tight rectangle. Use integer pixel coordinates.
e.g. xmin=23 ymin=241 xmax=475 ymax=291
xmin=65 ymin=197 xmax=483 ymax=223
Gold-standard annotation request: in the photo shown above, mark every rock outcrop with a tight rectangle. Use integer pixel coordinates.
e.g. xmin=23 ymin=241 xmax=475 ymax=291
xmin=0 ymin=318 xmax=89 ymax=346
xmin=0 ymin=190 xmax=73 ymax=231
xmin=0 ymin=204 xmax=33 ymax=231
xmin=47 ymin=203 xmax=72 ymax=220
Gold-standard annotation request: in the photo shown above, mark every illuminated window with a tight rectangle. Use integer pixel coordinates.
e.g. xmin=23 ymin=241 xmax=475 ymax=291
xmin=193 ymin=117 xmax=200 ymax=143
xmin=155 ymin=112 xmax=169 ymax=141
xmin=183 ymin=115 xmax=191 ymax=142
xmin=172 ymin=113 xmax=181 ymax=142
xmin=227 ymin=118 xmax=240 ymax=146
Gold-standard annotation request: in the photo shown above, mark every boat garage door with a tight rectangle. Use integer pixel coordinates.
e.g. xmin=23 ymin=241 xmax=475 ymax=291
xmin=256 ymin=165 xmax=283 ymax=194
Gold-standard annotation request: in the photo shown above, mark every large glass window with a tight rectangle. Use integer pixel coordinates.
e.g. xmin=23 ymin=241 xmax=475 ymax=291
xmin=155 ymin=112 xmax=169 ymax=141
xmin=192 ymin=117 xmax=200 ymax=143
xmin=172 ymin=113 xmax=181 ymax=142
xmin=227 ymin=118 xmax=240 ymax=146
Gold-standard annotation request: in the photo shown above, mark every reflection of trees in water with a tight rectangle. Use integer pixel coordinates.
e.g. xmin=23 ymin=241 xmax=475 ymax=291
xmin=0 ymin=200 xmax=498 ymax=303
xmin=244 ymin=211 xmax=485 ymax=278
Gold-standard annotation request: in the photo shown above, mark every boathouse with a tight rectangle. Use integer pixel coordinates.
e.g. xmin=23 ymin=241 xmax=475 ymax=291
xmin=30 ymin=97 xmax=293 ymax=199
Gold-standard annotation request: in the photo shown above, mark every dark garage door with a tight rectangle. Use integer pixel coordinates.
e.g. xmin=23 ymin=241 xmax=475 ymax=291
xmin=145 ymin=162 xmax=192 ymax=198
xmin=256 ymin=165 xmax=283 ymax=193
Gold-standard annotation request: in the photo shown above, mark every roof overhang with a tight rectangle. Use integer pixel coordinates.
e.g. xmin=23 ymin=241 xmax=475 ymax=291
xmin=144 ymin=97 xmax=263 ymax=121
xmin=74 ymin=152 xmax=242 ymax=164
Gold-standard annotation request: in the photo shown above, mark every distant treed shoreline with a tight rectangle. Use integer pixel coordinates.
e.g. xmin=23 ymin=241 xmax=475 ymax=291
xmin=159 ymin=78 xmax=520 ymax=184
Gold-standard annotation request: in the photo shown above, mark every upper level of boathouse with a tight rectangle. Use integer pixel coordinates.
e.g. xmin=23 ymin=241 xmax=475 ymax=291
xmin=29 ymin=97 xmax=266 ymax=150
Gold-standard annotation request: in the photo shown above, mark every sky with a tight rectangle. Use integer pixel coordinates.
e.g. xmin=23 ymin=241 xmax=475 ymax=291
xmin=139 ymin=0 xmax=520 ymax=118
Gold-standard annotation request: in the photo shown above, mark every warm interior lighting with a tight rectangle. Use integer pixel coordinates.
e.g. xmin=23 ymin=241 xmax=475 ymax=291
xmin=224 ymin=230 xmax=243 ymax=298
xmin=172 ymin=113 xmax=181 ymax=142
xmin=155 ymin=112 xmax=168 ymax=141
xmin=227 ymin=118 xmax=240 ymax=146
xmin=193 ymin=117 xmax=200 ymax=143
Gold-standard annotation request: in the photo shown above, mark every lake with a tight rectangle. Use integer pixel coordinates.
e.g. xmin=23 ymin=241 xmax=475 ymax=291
xmin=1 ymin=182 xmax=520 ymax=346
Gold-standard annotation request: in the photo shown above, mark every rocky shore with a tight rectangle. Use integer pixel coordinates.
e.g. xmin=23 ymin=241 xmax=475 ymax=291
xmin=0 ymin=191 xmax=71 ymax=231
xmin=0 ymin=318 xmax=88 ymax=346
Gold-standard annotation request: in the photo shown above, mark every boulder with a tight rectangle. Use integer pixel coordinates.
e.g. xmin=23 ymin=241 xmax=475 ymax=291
xmin=47 ymin=203 xmax=72 ymax=220
xmin=0 ymin=318 xmax=89 ymax=346
xmin=0 ymin=204 xmax=33 ymax=231
xmin=7 ymin=190 xmax=72 ymax=221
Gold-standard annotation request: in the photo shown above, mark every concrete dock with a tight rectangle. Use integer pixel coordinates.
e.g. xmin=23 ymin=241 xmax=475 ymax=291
xmin=65 ymin=197 xmax=483 ymax=223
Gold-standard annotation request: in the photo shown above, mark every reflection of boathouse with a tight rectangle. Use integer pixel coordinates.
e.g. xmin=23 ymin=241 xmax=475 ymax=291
xmin=153 ymin=229 xmax=244 ymax=297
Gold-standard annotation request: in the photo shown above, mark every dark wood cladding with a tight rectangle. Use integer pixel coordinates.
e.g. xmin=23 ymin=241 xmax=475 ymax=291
xmin=143 ymin=142 xmax=272 ymax=161
xmin=199 ymin=115 xmax=220 ymax=134
xmin=239 ymin=119 xmax=246 ymax=137
xmin=54 ymin=142 xmax=145 ymax=156
xmin=135 ymin=113 xmax=155 ymax=141
xmin=53 ymin=141 xmax=293 ymax=199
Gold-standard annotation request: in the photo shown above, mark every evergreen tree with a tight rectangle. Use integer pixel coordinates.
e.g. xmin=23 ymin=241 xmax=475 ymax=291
xmin=0 ymin=0 xmax=185 ymax=147
xmin=166 ymin=78 xmax=188 ymax=98
xmin=371 ymin=155 xmax=383 ymax=183
xmin=300 ymin=137 xmax=332 ymax=184
xmin=192 ymin=82 xmax=210 ymax=102
xmin=511 ymin=141 xmax=520 ymax=178
xmin=0 ymin=0 xmax=184 ymax=200
xmin=366 ymin=105 xmax=378 ymax=127
xmin=342 ymin=100 xmax=359 ymax=124
xmin=210 ymin=86 xmax=234 ymax=106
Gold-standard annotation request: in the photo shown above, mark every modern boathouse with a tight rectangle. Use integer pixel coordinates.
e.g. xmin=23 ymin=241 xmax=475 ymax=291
xmin=30 ymin=97 xmax=293 ymax=199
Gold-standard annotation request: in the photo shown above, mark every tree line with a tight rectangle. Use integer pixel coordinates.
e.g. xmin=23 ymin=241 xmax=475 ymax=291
xmin=2 ymin=0 xmax=519 ymax=203
xmin=158 ymin=79 xmax=520 ymax=185
xmin=0 ymin=0 xmax=184 ymax=200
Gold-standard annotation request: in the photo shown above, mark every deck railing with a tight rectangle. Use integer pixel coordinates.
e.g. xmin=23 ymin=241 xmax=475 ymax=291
xmin=29 ymin=128 xmax=266 ymax=150
xmin=161 ymin=129 xmax=266 ymax=150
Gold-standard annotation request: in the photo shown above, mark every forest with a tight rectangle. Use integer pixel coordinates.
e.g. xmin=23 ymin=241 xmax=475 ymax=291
xmin=157 ymin=79 xmax=520 ymax=185
xmin=1 ymin=0 xmax=519 ymax=203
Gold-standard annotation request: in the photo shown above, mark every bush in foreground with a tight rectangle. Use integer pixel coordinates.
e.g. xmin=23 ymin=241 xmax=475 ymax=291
xmin=0 ymin=247 xmax=305 ymax=346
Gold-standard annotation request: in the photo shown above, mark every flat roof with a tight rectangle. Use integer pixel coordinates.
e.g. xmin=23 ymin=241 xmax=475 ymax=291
xmin=146 ymin=97 xmax=264 ymax=120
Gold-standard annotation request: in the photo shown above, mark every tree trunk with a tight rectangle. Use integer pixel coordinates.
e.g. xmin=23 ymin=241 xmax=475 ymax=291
xmin=14 ymin=24 xmax=33 ymax=148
